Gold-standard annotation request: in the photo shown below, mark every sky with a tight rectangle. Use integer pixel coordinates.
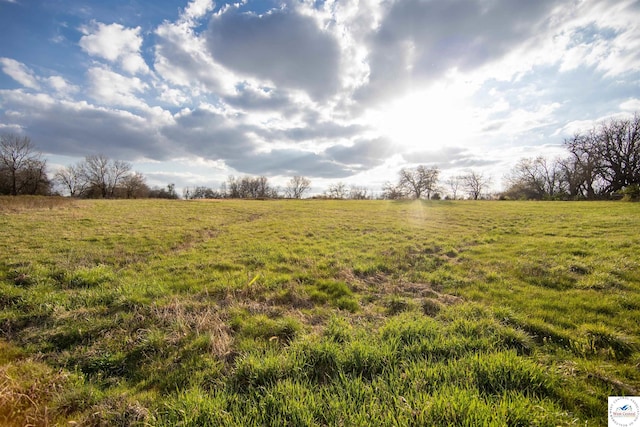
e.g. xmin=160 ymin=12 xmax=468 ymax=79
xmin=1 ymin=0 xmax=640 ymax=196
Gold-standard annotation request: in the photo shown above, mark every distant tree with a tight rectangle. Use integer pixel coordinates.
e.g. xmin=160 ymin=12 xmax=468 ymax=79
xmin=325 ymin=182 xmax=349 ymax=199
xmin=561 ymin=114 xmax=640 ymax=198
xmin=285 ymin=175 xmax=311 ymax=199
xmin=445 ymin=175 xmax=463 ymax=200
xmin=563 ymin=131 xmax=602 ymax=199
xmin=381 ymin=181 xmax=407 ymax=200
xmin=349 ymin=185 xmax=370 ymax=200
xmin=148 ymin=183 xmax=179 ymax=199
xmin=227 ymin=175 xmax=278 ymax=199
xmin=121 ymin=172 xmax=149 ymax=199
xmin=54 ymin=163 xmax=88 ymax=197
xmin=184 ymin=186 xmax=224 ymax=199
xmin=596 ymin=114 xmax=640 ymax=194
xmin=0 ymin=133 xmax=50 ymax=195
xmin=397 ymin=165 xmax=440 ymax=199
xmin=503 ymin=157 xmax=562 ymax=200
xmin=555 ymin=155 xmax=585 ymax=199
xmin=81 ymin=154 xmax=132 ymax=198
xmin=461 ymin=170 xmax=491 ymax=200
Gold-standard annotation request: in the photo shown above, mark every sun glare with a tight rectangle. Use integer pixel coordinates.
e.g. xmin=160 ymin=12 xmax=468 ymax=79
xmin=371 ymin=85 xmax=476 ymax=151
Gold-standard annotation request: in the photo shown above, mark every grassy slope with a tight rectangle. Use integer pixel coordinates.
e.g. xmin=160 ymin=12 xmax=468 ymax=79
xmin=0 ymin=198 xmax=638 ymax=426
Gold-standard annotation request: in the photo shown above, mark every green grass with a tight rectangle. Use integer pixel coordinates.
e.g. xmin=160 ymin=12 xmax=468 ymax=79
xmin=0 ymin=198 xmax=639 ymax=425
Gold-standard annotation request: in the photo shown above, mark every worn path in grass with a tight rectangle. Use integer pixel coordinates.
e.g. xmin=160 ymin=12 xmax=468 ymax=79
xmin=0 ymin=199 xmax=638 ymax=425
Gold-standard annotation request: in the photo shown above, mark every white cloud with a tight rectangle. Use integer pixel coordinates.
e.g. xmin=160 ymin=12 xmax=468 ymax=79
xmin=181 ymin=0 xmax=214 ymax=23
xmin=46 ymin=75 xmax=78 ymax=97
xmin=482 ymin=103 xmax=563 ymax=138
xmin=154 ymin=13 xmax=237 ymax=95
xmin=86 ymin=66 xmax=149 ymax=108
xmin=0 ymin=58 xmax=40 ymax=89
xmin=620 ymin=99 xmax=640 ymax=112
xmin=79 ymin=21 xmax=150 ymax=75
xmin=2 ymin=0 xmax=640 ymax=192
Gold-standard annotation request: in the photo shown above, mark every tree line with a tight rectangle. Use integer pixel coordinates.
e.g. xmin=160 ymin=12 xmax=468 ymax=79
xmin=0 ymin=134 xmax=50 ymax=196
xmin=0 ymin=135 xmax=501 ymax=201
xmin=53 ymin=154 xmax=179 ymax=199
xmin=2 ymin=113 xmax=638 ymax=201
xmin=503 ymin=114 xmax=640 ymax=200
xmin=0 ymin=135 xmax=178 ymax=199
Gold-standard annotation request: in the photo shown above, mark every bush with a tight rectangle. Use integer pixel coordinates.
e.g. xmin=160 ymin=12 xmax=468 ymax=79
xmin=620 ymin=184 xmax=640 ymax=201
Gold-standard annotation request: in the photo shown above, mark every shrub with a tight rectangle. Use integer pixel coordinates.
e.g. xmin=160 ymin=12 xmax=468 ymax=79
xmin=620 ymin=184 xmax=640 ymax=201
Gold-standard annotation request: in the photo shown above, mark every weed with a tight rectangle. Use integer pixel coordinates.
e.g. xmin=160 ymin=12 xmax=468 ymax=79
xmin=579 ymin=324 xmax=637 ymax=361
xmin=421 ymin=298 xmax=442 ymax=316
xmin=384 ymin=295 xmax=411 ymax=315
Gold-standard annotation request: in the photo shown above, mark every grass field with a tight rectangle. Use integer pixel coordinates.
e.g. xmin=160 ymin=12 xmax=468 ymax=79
xmin=0 ymin=198 xmax=638 ymax=426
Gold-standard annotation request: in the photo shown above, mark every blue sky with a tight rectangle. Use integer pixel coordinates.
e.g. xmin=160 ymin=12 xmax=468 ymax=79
xmin=1 ymin=0 xmax=640 ymax=194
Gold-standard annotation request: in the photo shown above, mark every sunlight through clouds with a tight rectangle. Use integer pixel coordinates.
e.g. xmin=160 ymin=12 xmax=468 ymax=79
xmin=0 ymin=0 xmax=639 ymax=192
xmin=369 ymin=83 xmax=480 ymax=151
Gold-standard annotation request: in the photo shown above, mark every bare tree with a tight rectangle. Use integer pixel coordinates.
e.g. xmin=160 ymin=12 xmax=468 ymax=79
xmin=398 ymin=165 xmax=440 ymax=199
xmin=54 ymin=163 xmax=87 ymax=197
xmin=226 ymin=175 xmax=278 ymax=199
xmin=461 ymin=170 xmax=491 ymax=200
xmin=0 ymin=133 xmax=49 ymax=195
xmin=503 ymin=157 xmax=561 ymax=200
xmin=381 ymin=181 xmax=407 ymax=200
xmin=349 ymin=185 xmax=370 ymax=200
xmin=562 ymin=114 xmax=640 ymax=198
xmin=121 ymin=172 xmax=149 ymax=199
xmin=184 ymin=186 xmax=225 ymax=199
xmin=597 ymin=114 xmax=640 ymax=194
xmin=285 ymin=175 xmax=311 ymax=199
xmin=81 ymin=154 xmax=132 ymax=198
xmin=445 ymin=176 xmax=463 ymax=200
xmin=149 ymin=183 xmax=179 ymax=199
xmin=563 ymin=131 xmax=602 ymax=199
xmin=326 ymin=182 xmax=348 ymax=199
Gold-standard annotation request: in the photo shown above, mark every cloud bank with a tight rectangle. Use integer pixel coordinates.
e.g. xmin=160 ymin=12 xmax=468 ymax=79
xmin=1 ymin=0 xmax=639 ymax=191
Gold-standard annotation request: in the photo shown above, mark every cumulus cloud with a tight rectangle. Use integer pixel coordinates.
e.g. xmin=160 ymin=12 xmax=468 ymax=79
xmin=163 ymin=106 xmax=257 ymax=160
xmin=620 ymin=99 xmax=640 ymax=112
xmin=206 ymin=8 xmax=341 ymax=100
xmin=325 ymin=137 xmax=395 ymax=170
xmin=86 ymin=67 xmax=149 ymax=108
xmin=0 ymin=90 xmax=173 ymax=160
xmin=79 ymin=21 xmax=150 ymax=74
xmin=554 ymin=1 xmax=640 ymax=77
xmin=181 ymin=0 xmax=214 ymax=23
xmin=45 ymin=76 xmax=78 ymax=96
xmin=2 ymin=0 xmax=640 ymax=191
xmin=154 ymin=13 xmax=237 ymax=95
xmin=359 ymin=0 xmax=558 ymax=102
xmin=0 ymin=57 xmax=40 ymax=89
xmin=224 ymin=85 xmax=292 ymax=112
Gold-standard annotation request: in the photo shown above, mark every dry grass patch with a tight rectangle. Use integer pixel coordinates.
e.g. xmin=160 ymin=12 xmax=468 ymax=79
xmin=150 ymin=299 xmax=233 ymax=358
xmin=0 ymin=358 xmax=72 ymax=426
xmin=0 ymin=196 xmax=76 ymax=213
